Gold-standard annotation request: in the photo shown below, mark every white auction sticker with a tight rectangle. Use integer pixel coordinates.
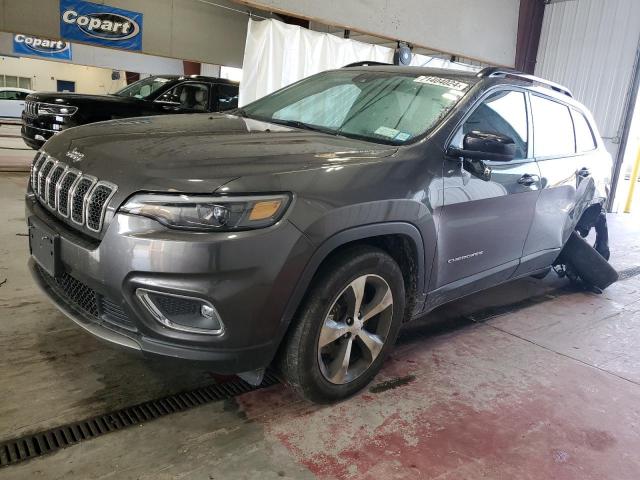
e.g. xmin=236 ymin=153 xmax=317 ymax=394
xmin=374 ymin=126 xmax=400 ymax=138
xmin=413 ymin=75 xmax=469 ymax=91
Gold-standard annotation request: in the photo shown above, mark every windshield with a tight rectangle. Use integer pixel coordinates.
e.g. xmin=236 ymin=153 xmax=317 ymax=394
xmin=114 ymin=76 xmax=174 ymax=100
xmin=240 ymin=70 xmax=471 ymax=145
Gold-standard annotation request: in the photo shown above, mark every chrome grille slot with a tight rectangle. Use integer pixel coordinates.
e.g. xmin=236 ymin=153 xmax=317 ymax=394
xmin=46 ymin=163 xmax=67 ymax=208
xmin=70 ymin=176 xmax=96 ymax=225
xmin=56 ymin=169 xmax=80 ymax=217
xmin=24 ymin=100 xmax=38 ymax=117
xmin=31 ymin=152 xmax=46 ymax=190
xmin=86 ymin=182 xmax=116 ymax=232
xmin=37 ymin=158 xmax=54 ymax=196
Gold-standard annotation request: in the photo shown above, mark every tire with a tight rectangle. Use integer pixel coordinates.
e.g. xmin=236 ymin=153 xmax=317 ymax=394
xmin=279 ymin=245 xmax=405 ymax=403
xmin=558 ymin=232 xmax=618 ymax=290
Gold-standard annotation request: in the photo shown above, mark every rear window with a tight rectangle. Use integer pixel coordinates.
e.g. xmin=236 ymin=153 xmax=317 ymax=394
xmin=531 ymin=94 xmax=575 ymax=158
xmin=571 ymin=109 xmax=597 ymax=152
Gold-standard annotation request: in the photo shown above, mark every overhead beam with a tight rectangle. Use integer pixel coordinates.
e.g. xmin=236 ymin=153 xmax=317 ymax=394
xmin=233 ymin=0 xmax=520 ymax=66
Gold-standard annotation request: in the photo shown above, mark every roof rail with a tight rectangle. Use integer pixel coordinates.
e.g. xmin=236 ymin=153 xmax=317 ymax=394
xmin=477 ymin=67 xmax=573 ymax=97
xmin=343 ymin=61 xmax=393 ymax=68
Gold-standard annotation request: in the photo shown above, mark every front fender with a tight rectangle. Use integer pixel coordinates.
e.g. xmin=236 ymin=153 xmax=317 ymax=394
xmin=280 ymin=221 xmax=428 ymax=333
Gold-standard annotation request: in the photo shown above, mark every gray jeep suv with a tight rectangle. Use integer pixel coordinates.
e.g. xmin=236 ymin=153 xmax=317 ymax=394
xmin=26 ymin=66 xmax=614 ymax=402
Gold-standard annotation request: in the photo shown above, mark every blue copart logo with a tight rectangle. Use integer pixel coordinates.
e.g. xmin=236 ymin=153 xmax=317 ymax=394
xmin=60 ymin=0 xmax=143 ymax=51
xmin=61 ymin=10 xmax=140 ymax=41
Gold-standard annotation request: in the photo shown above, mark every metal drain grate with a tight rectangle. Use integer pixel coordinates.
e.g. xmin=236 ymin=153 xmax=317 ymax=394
xmin=0 ymin=372 xmax=279 ymax=468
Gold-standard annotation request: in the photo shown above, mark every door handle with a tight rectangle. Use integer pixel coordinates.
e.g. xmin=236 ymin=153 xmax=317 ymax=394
xmin=577 ymin=167 xmax=591 ymax=178
xmin=517 ymin=174 xmax=540 ymax=186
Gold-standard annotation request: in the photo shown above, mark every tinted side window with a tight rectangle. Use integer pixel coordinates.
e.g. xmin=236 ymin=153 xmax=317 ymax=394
xmin=156 ymin=83 xmax=209 ymax=112
xmin=571 ymin=109 xmax=597 ymax=152
xmin=453 ymin=90 xmax=528 ymax=160
xmin=0 ymin=91 xmax=18 ymax=100
xmin=15 ymin=91 xmax=29 ymax=100
xmin=531 ymin=95 xmax=575 ymax=157
xmin=217 ymin=84 xmax=238 ymax=111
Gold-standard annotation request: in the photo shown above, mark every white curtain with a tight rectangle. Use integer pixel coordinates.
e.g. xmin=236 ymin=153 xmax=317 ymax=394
xmin=239 ymin=18 xmax=479 ymax=107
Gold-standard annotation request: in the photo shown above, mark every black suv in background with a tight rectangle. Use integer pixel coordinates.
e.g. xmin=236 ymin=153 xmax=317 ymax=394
xmin=21 ymin=75 xmax=239 ymax=149
xmin=26 ymin=66 xmax=616 ymax=403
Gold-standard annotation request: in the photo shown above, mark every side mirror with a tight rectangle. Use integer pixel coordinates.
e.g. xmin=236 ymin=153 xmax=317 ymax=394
xmin=447 ymin=131 xmax=516 ymax=162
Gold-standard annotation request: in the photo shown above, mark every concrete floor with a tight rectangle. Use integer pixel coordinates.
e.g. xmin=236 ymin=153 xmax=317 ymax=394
xmin=1 ymin=172 xmax=640 ymax=479
xmin=0 ymin=124 xmax=34 ymax=172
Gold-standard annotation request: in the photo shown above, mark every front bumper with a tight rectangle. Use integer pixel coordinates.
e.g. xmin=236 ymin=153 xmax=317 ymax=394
xmin=26 ymin=195 xmax=312 ymax=373
xmin=21 ymin=113 xmax=75 ymax=147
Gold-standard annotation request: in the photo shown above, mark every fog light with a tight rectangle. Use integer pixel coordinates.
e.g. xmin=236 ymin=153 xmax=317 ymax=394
xmin=136 ymin=289 xmax=224 ymax=335
xmin=201 ymin=304 xmax=215 ymax=319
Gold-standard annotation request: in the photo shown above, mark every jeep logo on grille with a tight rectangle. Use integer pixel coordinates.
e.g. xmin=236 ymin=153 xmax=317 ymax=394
xmin=60 ymin=0 xmax=143 ymax=51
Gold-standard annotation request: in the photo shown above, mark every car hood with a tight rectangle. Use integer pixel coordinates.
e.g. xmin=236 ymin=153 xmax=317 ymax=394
xmin=42 ymin=113 xmax=398 ymax=195
xmin=27 ymin=91 xmax=139 ymax=107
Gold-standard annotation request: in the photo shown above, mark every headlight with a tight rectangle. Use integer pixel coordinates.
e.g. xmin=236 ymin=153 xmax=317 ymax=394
xmin=120 ymin=193 xmax=291 ymax=231
xmin=37 ymin=103 xmax=78 ymax=116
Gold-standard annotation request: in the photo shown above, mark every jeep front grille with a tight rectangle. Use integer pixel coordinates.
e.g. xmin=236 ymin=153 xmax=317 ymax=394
xmin=30 ymin=153 xmax=117 ymax=234
xmin=24 ymin=100 xmax=38 ymax=117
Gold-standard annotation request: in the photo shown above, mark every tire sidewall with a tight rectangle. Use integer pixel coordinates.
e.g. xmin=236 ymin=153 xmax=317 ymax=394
xmin=297 ymin=250 xmax=405 ymax=402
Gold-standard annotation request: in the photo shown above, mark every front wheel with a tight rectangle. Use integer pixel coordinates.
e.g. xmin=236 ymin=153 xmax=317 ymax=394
xmin=279 ymin=246 xmax=405 ymax=403
xmin=558 ymin=232 xmax=618 ymax=290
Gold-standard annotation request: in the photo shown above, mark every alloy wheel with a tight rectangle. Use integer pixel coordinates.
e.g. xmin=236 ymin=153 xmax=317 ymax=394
xmin=317 ymin=274 xmax=394 ymax=384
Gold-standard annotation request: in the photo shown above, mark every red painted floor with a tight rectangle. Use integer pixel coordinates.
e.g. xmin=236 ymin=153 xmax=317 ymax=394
xmin=234 ymin=215 xmax=640 ymax=479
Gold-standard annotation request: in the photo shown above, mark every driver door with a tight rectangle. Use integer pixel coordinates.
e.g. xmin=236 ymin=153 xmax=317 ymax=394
xmin=434 ymin=88 xmax=541 ymax=292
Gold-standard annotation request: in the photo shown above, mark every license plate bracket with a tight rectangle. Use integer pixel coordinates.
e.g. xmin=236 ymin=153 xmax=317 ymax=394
xmin=29 ymin=216 xmax=61 ymax=277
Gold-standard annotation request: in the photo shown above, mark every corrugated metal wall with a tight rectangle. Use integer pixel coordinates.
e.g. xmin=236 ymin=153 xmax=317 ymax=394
xmin=536 ymin=0 xmax=640 ymax=163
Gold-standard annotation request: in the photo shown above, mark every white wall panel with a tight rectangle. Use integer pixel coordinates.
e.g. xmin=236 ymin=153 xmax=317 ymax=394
xmin=536 ymin=0 xmax=640 ymax=162
xmin=0 ymin=55 xmax=127 ymax=93
xmin=239 ymin=18 xmax=479 ymax=106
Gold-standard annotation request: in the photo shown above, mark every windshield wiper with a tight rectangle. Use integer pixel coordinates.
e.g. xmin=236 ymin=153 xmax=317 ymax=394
xmin=269 ymin=119 xmax=338 ymax=136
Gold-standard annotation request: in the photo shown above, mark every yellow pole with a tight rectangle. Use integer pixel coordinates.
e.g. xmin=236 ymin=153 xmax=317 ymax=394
xmin=624 ymin=146 xmax=640 ymax=213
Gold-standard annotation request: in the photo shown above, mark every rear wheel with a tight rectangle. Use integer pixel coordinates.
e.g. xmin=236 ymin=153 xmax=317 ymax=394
xmin=279 ymin=246 xmax=405 ymax=403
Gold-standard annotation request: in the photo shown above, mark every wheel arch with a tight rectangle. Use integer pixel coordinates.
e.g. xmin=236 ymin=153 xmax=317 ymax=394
xmin=279 ymin=222 xmax=426 ymax=338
